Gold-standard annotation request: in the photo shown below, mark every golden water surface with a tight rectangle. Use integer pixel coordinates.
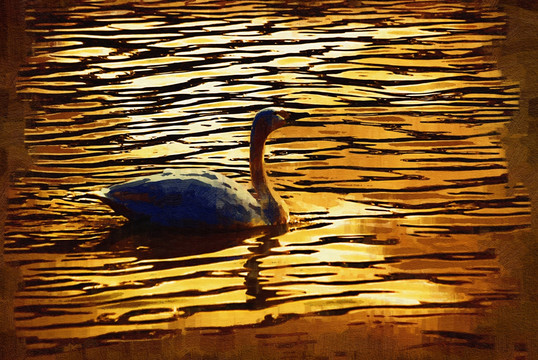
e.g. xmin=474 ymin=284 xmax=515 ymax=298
xmin=5 ymin=0 xmax=531 ymax=358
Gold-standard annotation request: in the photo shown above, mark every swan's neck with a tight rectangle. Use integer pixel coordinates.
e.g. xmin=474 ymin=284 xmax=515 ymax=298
xmin=250 ymin=126 xmax=288 ymax=225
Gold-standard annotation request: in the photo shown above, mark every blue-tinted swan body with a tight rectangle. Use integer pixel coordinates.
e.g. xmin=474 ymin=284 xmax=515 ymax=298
xmin=97 ymin=108 xmax=299 ymax=230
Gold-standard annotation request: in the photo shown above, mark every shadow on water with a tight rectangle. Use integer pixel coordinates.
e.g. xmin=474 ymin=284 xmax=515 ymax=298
xmin=94 ymin=221 xmax=289 ymax=259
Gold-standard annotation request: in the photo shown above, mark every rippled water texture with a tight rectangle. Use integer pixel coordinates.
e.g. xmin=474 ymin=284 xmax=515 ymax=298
xmin=5 ymin=0 xmax=531 ymax=358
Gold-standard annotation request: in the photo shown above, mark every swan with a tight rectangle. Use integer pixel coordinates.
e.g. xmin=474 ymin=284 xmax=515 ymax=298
xmin=96 ymin=108 xmax=305 ymax=231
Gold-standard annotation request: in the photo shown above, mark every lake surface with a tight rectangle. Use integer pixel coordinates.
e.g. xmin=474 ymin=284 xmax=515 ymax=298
xmin=5 ymin=0 xmax=531 ymax=358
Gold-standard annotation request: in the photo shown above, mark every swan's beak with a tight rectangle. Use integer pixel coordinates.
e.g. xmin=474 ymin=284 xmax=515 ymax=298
xmin=285 ymin=110 xmax=310 ymax=124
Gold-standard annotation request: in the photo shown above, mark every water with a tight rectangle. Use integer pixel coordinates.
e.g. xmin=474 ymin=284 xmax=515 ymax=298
xmin=5 ymin=0 xmax=531 ymax=358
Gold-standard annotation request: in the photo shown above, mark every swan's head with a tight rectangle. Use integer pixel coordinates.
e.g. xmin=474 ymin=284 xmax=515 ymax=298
xmin=252 ymin=107 xmax=308 ymax=140
xmin=253 ymin=107 xmax=292 ymax=135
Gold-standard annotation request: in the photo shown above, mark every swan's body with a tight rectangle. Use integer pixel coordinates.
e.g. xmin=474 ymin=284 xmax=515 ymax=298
xmin=97 ymin=108 xmax=299 ymax=231
xmin=99 ymin=168 xmax=267 ymax=229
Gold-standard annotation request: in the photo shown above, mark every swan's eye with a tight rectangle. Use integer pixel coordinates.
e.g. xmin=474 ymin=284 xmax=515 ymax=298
xmin=276 ymin=109 xmax=290 ymax=120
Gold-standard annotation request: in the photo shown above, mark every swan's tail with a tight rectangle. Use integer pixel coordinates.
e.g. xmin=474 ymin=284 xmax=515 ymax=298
xmin=69 ymin=191 xmax=136 ymax=220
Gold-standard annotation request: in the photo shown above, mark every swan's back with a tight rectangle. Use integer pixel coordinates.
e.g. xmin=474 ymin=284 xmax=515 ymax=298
xmin=100 ymin=168 xmax=266 ymax=230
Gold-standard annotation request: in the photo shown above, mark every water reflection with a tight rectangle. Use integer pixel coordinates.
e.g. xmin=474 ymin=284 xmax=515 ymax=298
xmin=5 ymin=0 xmax=531 ymax=357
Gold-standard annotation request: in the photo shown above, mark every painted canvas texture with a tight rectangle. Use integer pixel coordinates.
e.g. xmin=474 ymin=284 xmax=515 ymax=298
xmin=1 ymin=0 xmax=537 ymax=359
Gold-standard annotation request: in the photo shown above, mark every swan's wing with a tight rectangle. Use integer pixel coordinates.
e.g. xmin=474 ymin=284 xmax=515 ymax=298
xmin=102 ymin=169 xmax=266 ymax=229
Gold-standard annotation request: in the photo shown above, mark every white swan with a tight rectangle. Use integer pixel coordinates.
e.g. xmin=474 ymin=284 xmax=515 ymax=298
xmin=97 ymin=108 xmax=304 ymax=231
